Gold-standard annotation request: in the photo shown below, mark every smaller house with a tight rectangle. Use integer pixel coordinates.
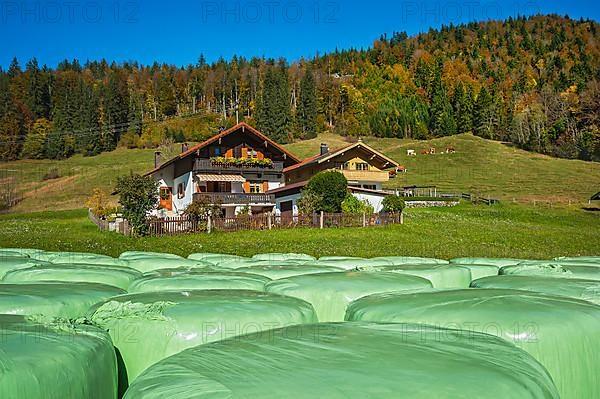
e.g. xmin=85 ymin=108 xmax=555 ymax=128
xmin=407 ymin=149 xmax=416 ymax=156
xmin=272 ymin=140 xmax=400 ymax=215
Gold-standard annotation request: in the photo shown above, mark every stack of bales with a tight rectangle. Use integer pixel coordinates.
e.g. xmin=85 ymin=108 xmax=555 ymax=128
xmin=128 ymin=270 xmax=271 ymax=293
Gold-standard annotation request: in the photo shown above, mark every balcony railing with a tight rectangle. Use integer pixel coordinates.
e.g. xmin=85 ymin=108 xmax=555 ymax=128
xmin=194 ymin=159 xmax=284 ymax=173
xmin=193 ymin=192 xmax=276 ymax=205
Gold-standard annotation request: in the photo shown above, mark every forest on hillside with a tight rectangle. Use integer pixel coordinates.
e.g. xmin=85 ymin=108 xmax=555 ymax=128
xmin=0 ymin=14 xmax=599 ymax=162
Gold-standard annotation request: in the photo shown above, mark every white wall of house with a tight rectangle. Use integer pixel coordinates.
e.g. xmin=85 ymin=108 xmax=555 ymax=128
xmin=268 ymin=181 xmax=283 ymax=191
xmin=352 ymin=191 xmax=386 ymax=213
xmin=173 ymin=172 xmax=194 ymax=213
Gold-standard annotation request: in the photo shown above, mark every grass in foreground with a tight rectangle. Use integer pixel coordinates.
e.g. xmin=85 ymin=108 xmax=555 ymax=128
xmin=1 ymin=204 xmax=598 ymax=259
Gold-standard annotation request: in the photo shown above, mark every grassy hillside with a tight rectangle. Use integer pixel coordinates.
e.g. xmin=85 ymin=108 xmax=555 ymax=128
xmin=1 ymin=134 xmax=599 ymax=213
xmin=0 ymin=204 xmax=598 ymax=259
xmin=287 ymin=133 xmax=600 ymax=203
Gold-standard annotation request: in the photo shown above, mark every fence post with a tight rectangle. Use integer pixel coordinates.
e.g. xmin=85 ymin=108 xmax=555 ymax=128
xmin=400 ymin=212 xmax=404 ymax=225
xmin=320 ymin=211 xmax=324 ymax=229
xmin=362 ymin=212 xmax=366 ymax=227
xmin=268 ymin=213 xmax=272 ymax=230
xmin=207 ymin=215 xmax=212 ymax=234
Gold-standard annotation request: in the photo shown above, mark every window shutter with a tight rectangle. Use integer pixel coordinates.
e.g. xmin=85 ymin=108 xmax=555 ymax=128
xmin=243 ymin=181 xmax=250 ymax=193
xmin=241 ymin=147 xmax=248 ymax=159
xmin=257 ymin=151 xmax=264 ymax=160
xmin=225 ymin=148 xmax=233 ymax=158
xmin=262 ymin=181 xmax=269 ymax=193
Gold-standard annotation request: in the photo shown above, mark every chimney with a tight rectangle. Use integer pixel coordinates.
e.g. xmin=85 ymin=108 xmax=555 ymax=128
xmin=154 ymin=151 xmax=162 ymax=168
xmin=320 ymin=143 xmax=329 ymax=156
xmin=181 ymin=143 xmax=189 ymax=153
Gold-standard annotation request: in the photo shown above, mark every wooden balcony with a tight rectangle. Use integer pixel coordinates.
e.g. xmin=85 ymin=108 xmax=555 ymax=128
xmin=193 ymin=192 xmax=276 ymax=205
xmin=340 ymin=170 xmax=390 ymax=183
xmin=194 ymin=159 xmax=284 ymax=174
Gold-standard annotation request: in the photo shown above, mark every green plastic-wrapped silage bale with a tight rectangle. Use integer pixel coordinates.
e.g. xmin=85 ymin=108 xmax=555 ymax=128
xmin=372 ymin=256 xmax=449 ymax=265
xmin=318 ymin=256 xmax=366 ymax=261
xmin=449 ymin=257 xmax=525 ymax=267
xmin=32 ymin=251 xmax=124 ymax=265
xmin=0 ymin=247 xmax=44 ymax=257
xmin=207 ymin=259 xmax=301 ymax=270
xmin=555 ymin=256 xmax=600 ymax=263
xmin=252 ymin=253 xmax=316 ymax=262
xmin=119 ymin=251 xmax=184 ymax=260
xmin=471 ymin=275 xmax=600 ymax=305
xmin=128 ymin=271 xmax=271 ymax=293
xmin=518 ymin=259 xmax=600 ymax=267
xmin=0 ymin=257 xmax=50 ymax=278
xmin=123 ymin=322 xmax=559 ymax=399
xmin=266 ymin=271 xmax=432 ymax=321
xmin=0 ymin=315 xmax=118 ymax=399
xmin=89 ymin=290 xmax=317 ymax=381
xmin=123 ymin=256 xmax=212 ymax=273
xmin=312 ymin=258 xmax=394 ymax=271
xmin=357 ymin=263 xmax=472 ymax=288
xmin=3 ymin=263 xmax=142 ymax=290
xmin=346 ymin=289 xmax=600 ymax=399
xmin=0 ymin=282 xmax=125 ymax=318
xmin=187 ymin=253 xmax=250 ymax=265
xmin=501 ymin=263 xmax=600 ymax=281
xmin=235 ymin=263 xmax=345 ymax=279
xmin=452 ymin=263 xmax=499 ymax=281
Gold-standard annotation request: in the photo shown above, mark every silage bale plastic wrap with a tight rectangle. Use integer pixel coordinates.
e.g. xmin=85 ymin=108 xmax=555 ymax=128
xmin=123 ymin=255 xmax=212 ymax=273
xmin=0 ymin=257 xmax=50 ymax=278
xmin=32 ymin=251 xmax=124 ymax=266
xmin=312 ymin=258 xmax=395 ymax=271
xmin=346 ymin=288 xmax=600 ymax=399
xmin=0 ymin=247 xmax=44 ymax=257
xmin=187 ymin=253 xmax=250 ymax=265
xmin=0 ymin=314 xmax=118 ymax=399
xmin=234 ymin=263 xmax=345 ymax=279
xmin=208 ymin=259 xmax=301 ymax=270
xmin=357 ymin=263 xmax=472 ymax=288
xmin=555 ymin=256 xmax=600 ymax=263
xmin=128 ymin=271 xmax=271 ymax=293
xmin=123 ymin=322 xmax=559 ymax=399
xmin=518 ymin=259 xmax=600 ymax=267
xmin=451 ymin=263 xmax=499 ymax=280
xmin=373 ymin=256 xmax=449 ymax=265
xmin=89 ymin=290 xmax=317 ymax=381
xmin=119 ymin=251 xmax=183 ymax=260
xmin=0 ymin=282 xmax=125 ymax=317
xmin=318 ymin=256 xmax=366 ymax=261
xmin=501 ymin=263 xmax=600 ymax=281
xmin=251 ymin=253 xmax=316 ymax=262
xmin=3 ymin=263 xmax=142 ymax=290
xmin=472 ymin=275 xmax=600 ymax=304
xmin=265 ymin=271 xmax=433 ymax=321
xmin=450 ymin=257 xmax=525 ymax=267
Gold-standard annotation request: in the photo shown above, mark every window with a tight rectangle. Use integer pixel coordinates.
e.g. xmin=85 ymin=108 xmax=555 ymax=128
xmin=249 ymin=181 xmax=263 ymax=193
xmin=177 ymin=182 xmax=185 ymax=199
xmin=216 ymin=182 xmax=230 ymax=193
xmin=247 ymin=147 xmax=258 ymax=159
xmin=159 ymin=187 xmax=171 ymax=200
xmin=363 ymin=184 xmax=376 ymax=190
xmin=210 ymin=146 xmax=226 ymax=157
xmin=356 ymin=163 xmax=369 ymax=171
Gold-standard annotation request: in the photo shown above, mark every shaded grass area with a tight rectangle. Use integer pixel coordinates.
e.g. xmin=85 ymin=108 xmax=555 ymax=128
xmin=1 ymin=204 xmax=598 ymax=259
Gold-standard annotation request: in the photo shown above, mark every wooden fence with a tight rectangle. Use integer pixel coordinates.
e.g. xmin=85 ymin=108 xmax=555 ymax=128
xmin=88 ymin=209 xmax=132 ymax=236
xmin=146 ymin=212 xmax=403 ymax=237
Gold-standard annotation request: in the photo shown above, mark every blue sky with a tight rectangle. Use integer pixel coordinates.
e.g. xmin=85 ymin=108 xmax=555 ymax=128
xmin=1 ymin=0 xmax=598 ymax=68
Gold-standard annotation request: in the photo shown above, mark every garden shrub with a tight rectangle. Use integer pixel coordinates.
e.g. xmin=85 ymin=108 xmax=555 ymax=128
xmin=381 ymin=195 xmax=405 ymax=213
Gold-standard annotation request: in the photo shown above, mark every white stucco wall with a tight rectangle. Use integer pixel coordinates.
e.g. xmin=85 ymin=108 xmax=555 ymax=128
xmin=173 ymin=172 xmax=193 ymax=213
xmin=352 ymin=192 xmax=386 ymax=213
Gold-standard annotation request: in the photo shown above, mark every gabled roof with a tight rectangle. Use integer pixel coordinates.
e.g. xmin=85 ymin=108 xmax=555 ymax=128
xmin=284 ymin=141 xmax=399 ymax=173
xmin=145 ymin=122 xmax=301 ymax=176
